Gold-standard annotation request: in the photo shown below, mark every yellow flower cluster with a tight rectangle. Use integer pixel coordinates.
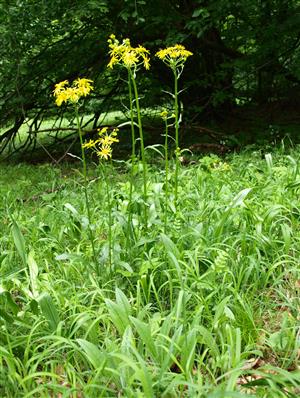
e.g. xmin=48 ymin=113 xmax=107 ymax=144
xmin=53 ymin=78 xmax=94 ymax=106
xmin=107 ymin=34 xmax=150 ymax=70
xmin=156 ymin=44 xmax=193 ymax=69
xmin=160 ymin=110 xmax=169 ymax=121
xmin=156 ymin=44 xmax=193 ymax=61
xmin=82 ymin=127 xmax=119 ymax=160
xmin=160 ymin=109 xmax=176 ymax=121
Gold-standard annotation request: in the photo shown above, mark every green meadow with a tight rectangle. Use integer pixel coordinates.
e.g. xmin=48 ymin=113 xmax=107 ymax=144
xmin=1 ymin=2 xmax=300 ymax=396
xmin=1 ymin=144 xmax=299 ymax=397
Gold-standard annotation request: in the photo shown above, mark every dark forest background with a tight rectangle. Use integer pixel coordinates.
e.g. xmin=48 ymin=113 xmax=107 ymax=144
xmin=0 ymin=0 xmax=299 ymax=158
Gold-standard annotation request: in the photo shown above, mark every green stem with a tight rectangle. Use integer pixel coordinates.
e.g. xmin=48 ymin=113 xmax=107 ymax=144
xmin=173 ymin=68 xmax=179 ymax=206
xmin=103 ymin=163 xmax=112 ymax=278
xmin=128 ymin=69 xmax=136 ymax=162
xmin=129 ymin=69 xmax=147 ymax=224
xmin=128 ymin=69 xmax=135 ymax=218
xmin=164 ymin=119 xmax=169 ymax=233
xmin=75 ymin=106 xmax=97 ymax=270
xmin=126 ymin=69 xmax=137 ymax=252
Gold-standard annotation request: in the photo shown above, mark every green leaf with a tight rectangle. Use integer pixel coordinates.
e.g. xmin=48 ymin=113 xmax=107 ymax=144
xmin=265 ymin=153 xmax=273 ymax=173
xmin=115 ymin=287 xmax=131 ymax=317
xmin=105 ymin=289 xmax=132 ymax=335
xmin=77 ymin=339 xmax=106 ymax=369
xmin=130 ymin=316 xmax=157 ymax=359
xmin=112 ymin=352 xmax=154 ymax=398
xmin=197 ymin=325 xmax=220 ymax=357
xmin=192 ymin=8 xmax=204 ymax=18
xmin=0 ymin=291 xmax=19 ymax=315
xmin=227 ymin=188 xmax=252 ymax=210
xmin=38 ymin=293 xmax=60 ymax=332
xmin=28 ymin=250 xmax=39 ymax=298
xmin=180 ymin=328 xmax=197 ymax=373
xmin=11 ymin=219 xmax=27 ymax=266
xmin=160 ymin=233 xmax=180 ymax=258
xmin=0 ymin=308 xmax=14 ymax=323
xmin=64 ymin=203 xmax=79 ymax=217
xmin=213 ymin=296 xmax=232 ymax=328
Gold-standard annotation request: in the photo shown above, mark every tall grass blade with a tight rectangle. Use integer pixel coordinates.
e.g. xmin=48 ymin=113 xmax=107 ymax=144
xmin=77 ymin=338 xmax=106 ymax=369
xmin=38 ymin=293 xmax=60 ymax=332
xmin=11 ymin=218 xmax=27 ymax=266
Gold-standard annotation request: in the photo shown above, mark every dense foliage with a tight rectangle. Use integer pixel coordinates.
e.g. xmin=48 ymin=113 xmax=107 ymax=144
xmin=1 ymin=147 xmax=300 ymax=396
xmin=1 ymin=3 xmax=300 ymax=395
xmin=0 ymin=0 xmax=299 ymax=153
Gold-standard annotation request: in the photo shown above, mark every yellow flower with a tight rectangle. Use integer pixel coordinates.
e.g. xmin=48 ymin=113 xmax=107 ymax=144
xmin=97 ymin=145 xmax=112 ymax=160
xmin=53 ymin=77 xmax=94 ymax=106
xmin=123 ymin=51 xmax=138 ymax=68
xmin=55 ymin=91 xmax=69 ymax=106
xmin=135 ymin=45 xmax=149 ymax=54
xmin=156 ymin=44 xmax=193 ymax=60
xmin=83 ymin=127 xmax=119 ymax=161
xmin=107 ymin=35 xmax=150 ymax=71
xmin=155 ymin=44 xmax=192 ymax=71
xmin=156 ymin=49 xmax=168 ymax=60
xmin=53 ymin=80 xmax=69 ymax=95
xmin=108 ymin=55 xmax=118 ymax=69
xmin=160 ymin=110 xmax=168 ymax=120
xmin=82 ymin=139 xmax=96 ymax=149
xmin=98 ymin=127 xmax=109 ymax=135
xmin=143 ymin=56 xmax=150 ymax=70
xmin=65 ymin=87 xmax=80 ymax=103
xmin=98 ymin=128 xmax=119 ymax=146
xmin=100 ymin=135 xmax=119 ymax=146
xmin=74 ymin=78 xmax=94 ymax=96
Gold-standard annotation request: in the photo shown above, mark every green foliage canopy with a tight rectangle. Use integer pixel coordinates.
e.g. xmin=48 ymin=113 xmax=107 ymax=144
xmin=0 ymin=0 xmax=299 ymax=152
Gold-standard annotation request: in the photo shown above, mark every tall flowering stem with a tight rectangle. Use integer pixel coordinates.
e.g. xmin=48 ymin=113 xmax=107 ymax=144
xmin=127 ymin=68 xmax=136 ymax=218
xmin=155 ymin=44 xmax=192 ymax=206
xmin=161 ymin=110 xmax=172 ymax=233
xmin=129 ymin=70 xmax=147 ymax=208
xmin=53 ymin=78 xmax=98 ymax=270
xmin=82 ymin=127 xmax=119 ymax=276
xmin=103 ymin=165 xmax=113 ymax=276
xmin=75 ymin=107 xmax=97 ymax=267
xmin=127 ymin=69 xmax=136 ymax=161
xmin=107 ymin=35 xmax=150 ymax=225
xmin=173 ymin=69 xmax=180 ymax=201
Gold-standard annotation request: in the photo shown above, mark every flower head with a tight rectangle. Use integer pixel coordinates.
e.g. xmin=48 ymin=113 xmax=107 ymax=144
xmin=100 ymin=134 xmax=119 ymax=146
xmin=160 ymin=110 xmax=168 ymax=121
xmin=82 ymin=139 xmax=97 ymax=149
xmin=156 ymin=44 xmax=193 ymax=60
xmin=155 ymin=44 xmax=192 ymax=71
xmin=160 ymin=109 xmax=176 ymax=121
xmin=74 ymin=78 xmax=94 ymax=97
xmin=83 ymin=128 xmax=119 ymax=161
xmin=53 ymin=80 xmax=69 ymax=95
xmin=97 ymin=145 xmax=112 ymax=160
xmin=107 ymin=35 xmax=150 ymax=71
xmin=98 ymin=127 xmax=109 ymax=135
xmin=53 ymin=77 xmax=94 ymax=106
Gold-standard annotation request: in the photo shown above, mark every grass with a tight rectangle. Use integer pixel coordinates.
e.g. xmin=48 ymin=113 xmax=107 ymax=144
xmin=0 ymin=143 xmax=300 ymax=397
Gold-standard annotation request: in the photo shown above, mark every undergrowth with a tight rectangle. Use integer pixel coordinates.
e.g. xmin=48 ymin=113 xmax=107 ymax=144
xmin=0 ymin=145 xmax=300 ymax=397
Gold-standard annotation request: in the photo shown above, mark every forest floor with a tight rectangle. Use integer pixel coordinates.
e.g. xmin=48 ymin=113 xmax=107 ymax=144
xmin=2 ymin=102 xmax=300 ymax=165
